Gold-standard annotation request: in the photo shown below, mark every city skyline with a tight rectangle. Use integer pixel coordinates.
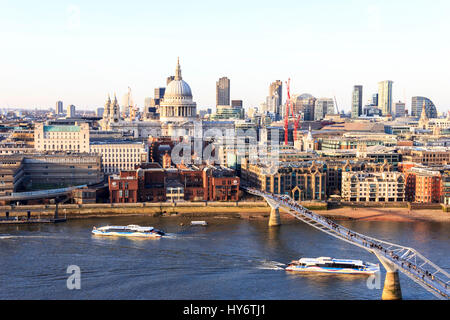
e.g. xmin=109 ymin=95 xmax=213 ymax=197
xmin=1 ymin=1 xmax=450 ymax=113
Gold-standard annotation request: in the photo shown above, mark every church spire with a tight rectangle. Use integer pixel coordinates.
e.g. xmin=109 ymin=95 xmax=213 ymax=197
xmin=419 ymin=101 xmax=429 ymax=129
xmin=175 ymin=57 xmax=182 ymax=80
xmin=420 ymin=101 xmax=428 ymax=121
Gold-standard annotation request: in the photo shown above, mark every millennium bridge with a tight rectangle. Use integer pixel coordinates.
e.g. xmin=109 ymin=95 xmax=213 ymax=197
xmin=0 ymin=185 xmax=87 ymax=202
xmin=244 ymin=187 xmax=450 ymax=300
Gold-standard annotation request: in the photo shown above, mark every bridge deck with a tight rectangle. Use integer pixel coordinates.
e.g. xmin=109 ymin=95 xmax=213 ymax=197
xmin=0 ymin=185 xmax=87 ymax=201
xmin=245 ymin=187 xmax=450 ymax=300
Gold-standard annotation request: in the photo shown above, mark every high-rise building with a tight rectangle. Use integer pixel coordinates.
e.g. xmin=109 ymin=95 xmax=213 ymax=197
xmin=378 ymin=80 xmax=393 ymax=116
xmin=154 ymin=87 xmax=165 ymax=100
xmin=67 ymin=104 xmax=76 ymax=118
xmin=351 ymin=85 xmax=363 ymax=118
xmin=314 ymin=98 xmax=335 ymax=120
xmin=394 ymin=101 xmax=406 ymax=118
xmin=292 ymin=94 xmax=316 ymax=121
xmin=411 ymin=96 xmax=437 ymax=119
xmin=56 ymin=101 xmax=63 ymax=115
xmin=216 ymin=77 xmax=230 ymax=106
xmin=372 ymin=94 xmax=379 ymax=106
xmin=268 ymin=80 xmax=282 ymax=118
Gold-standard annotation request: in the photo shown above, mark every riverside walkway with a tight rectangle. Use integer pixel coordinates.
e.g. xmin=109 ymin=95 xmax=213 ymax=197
xmin=244 ymin=187 xmax=449 ymax=300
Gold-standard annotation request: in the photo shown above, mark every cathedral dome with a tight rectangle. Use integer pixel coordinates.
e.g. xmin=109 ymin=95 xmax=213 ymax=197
xmin=162 ymin=57 xmax=193 ymax=101
xmin=159 ymin=58 xmax=197 ymax=122
xmin=164 ymin=79 xmax=192 ymax=99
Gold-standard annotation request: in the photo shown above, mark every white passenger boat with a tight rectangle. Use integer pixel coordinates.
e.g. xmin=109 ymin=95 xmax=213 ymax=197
xmin=92 ymin=224 xmax=165 ymax=238
xmin=285 ymin=257 xmax=379 ymax=275
xmin=191 ymin=221 xmax=208 ymax=226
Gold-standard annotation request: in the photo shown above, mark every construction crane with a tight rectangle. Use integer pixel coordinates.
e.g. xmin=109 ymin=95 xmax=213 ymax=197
xmin=284 ymin=79 xmax=291 ymax=145
xmin=334 ymin=96 xmax=340 ymax=114
xmin=284 ymin=78 xmax=302 ymax=145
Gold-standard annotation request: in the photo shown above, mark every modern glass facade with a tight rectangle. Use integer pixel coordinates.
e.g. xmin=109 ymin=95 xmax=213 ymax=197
xmin=351 ymin=85 xmax=363 ymax=118
xmin=411 ymin=96 xmax=437 ymax=118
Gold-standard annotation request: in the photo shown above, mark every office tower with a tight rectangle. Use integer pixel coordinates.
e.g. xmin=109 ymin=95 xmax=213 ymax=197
xmin=378 ymin=80 xmax=393 ymax=116
xmin=372 ymin=94 xmax=378 ymax=106
xmin=351 ymin=85 xmax=363 ymax=118
xmin=266 ymin=96 xmax=278 ymax=114
xmin=67 ymin=104 xmax=76 ymax=118
xmin=231 ymin=100 xmax=243 ymax=108
xmin=268 ymin=80 xmax=282 ymax=117
xmin=411 ymin=96 xmax=437 ymax=118
xmin=56 ymin=101 xmax=63 ymax=115
xmin=314 ymin=98 xmax=335 ymax=120
xmin=292 ymin=94 xmax=316 ymax=121
xmin=146 ymin=87 xmax=166 ymax=110
xmin=216 ymin=77 xmax=230 ymax=106
xmin=155 ymin=87 xmax=165 ymax=100
xmin=394 ymin=101 xmax=406 ymax=118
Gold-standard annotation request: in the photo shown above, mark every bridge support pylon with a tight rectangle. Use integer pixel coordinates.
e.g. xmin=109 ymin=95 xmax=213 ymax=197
xmin=268 ymin=207 xmax=281 ymax=227
xmin=382 ymin=270 xmax=402 ymax=300
xmin=374 ymin=252 xmax=402 ymax=300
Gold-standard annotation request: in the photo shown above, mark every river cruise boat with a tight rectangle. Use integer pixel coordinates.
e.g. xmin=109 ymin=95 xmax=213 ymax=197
xmin=92 ymin=225 xmax=165 ymax=238
xmin=286 ymin=257 xmax=379 ymax=275
xmin=191 ymin=220 xmax=208 ymax=226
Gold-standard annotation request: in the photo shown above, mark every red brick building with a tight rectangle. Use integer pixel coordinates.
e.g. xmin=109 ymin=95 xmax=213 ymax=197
xmin=203 ymin=167 xmax=240 ymax=201
xmin=108 ymin=163 xmax=240 ymax=203
xmin=109 ymin=171 xmax=139 ymax=203
xmin=136 ymin=163 xmax=166 ymax=202
xmin=405 ymin=167 xmax=442 ymax=203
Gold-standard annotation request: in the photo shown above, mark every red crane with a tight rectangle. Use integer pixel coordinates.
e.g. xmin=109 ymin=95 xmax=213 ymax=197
xmin=284 ymin=79 xmax=291 ymax=145
xmin=284 ymin=78 xmax=302 ymax=145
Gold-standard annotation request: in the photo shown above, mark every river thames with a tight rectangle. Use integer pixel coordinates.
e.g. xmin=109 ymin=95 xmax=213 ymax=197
xmin=0 ymin=216 xmax=448 ymax=300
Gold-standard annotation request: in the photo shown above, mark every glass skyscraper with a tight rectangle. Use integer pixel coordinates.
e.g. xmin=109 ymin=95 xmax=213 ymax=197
xmin=216 ymin=77 xmax=230 ymax=106
xmin=351 ymin=85 xmax=363 ymax=118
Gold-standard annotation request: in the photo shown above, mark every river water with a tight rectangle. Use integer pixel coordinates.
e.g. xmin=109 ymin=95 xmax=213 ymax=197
xmin=0 ymin=216 xmax=448 ymax=300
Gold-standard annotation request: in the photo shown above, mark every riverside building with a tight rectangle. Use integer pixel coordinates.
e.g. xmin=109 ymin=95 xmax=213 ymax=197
xmin=90 ymin=140 xmax=148 ymax=174
xmin=108 ymin=164 xmax=240 ymax=203
xmin=240 ymin=159 xmax=327 ymax=201
xmin=0 ymin=153 xmax=103 ymax=197
xmin=341 ymin=171 xmax=405 ymax=202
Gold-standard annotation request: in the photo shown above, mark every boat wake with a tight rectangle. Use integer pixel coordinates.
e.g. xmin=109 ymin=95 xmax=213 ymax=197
xmin=255 ymin=260 xmax=286 ymax=270
xmin=0 ymin=235 xmax=15 ymax=240
xmin=162 ymin=233 xmax=178 ymax=239
xmin=0 ymin=234 xmax=63 ymax=240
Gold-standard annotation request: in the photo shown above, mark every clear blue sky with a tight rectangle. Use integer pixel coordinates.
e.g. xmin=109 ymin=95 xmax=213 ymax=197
xmin=1 ymin=0 xmax=449 ymax=113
